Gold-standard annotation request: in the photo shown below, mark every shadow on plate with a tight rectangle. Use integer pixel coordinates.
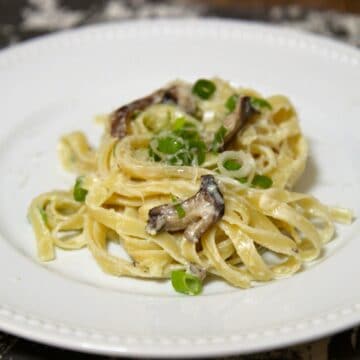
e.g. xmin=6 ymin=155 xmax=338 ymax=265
xmin=293 ymin=153 xmax=318 ymax=193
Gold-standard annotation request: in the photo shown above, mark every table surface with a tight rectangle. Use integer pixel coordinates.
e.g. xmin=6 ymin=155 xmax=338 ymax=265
xmin=0 ymin=1 xmax=359 ymax=359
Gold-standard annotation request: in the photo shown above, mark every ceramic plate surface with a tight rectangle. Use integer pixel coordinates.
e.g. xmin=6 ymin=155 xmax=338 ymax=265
xmin=0 ymin=19 xmax=359 ymax=358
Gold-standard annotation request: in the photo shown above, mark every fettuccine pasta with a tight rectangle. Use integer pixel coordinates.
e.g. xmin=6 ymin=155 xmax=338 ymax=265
xmin=28 ymin=78 xmax=352 ymax=293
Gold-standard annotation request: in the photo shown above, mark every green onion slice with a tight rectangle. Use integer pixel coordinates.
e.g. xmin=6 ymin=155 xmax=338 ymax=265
xmin=148 ymin=147 xmax=161 ymax=162
xmin=250 ymin=97 xmax=272 ymax=111
xmin=73 ymin=176 xmax=88 ymax=202
xmin=171 ymin=195 xmax=186 ymax=218
xmin=251 ymin=174 xmax=273 ymax=189
xmin=171 ymin=194 xmax=179 ymax=203
xmin=237 ymin=177 xmax=248 ymax=184
xmin=171 ymin=270 xmax=203 ymax=295
xmin=192 ymin=79 xmax=216 ymax=100
xmin=217 ymin=150 xmax=255 ymax=179
xmin=148 ymin=120 xmax=206 ymax=167
xmin=211 ymin=126 xmax=227 ymax=152
xmin=174 ymin=126 xmax=198 ymax=141
xmin=188 ymin=139 xmax=206 ymax=165
xmin=223 ymin=159 xmax=241 ymax=171
xmin=174 ymin=204 xmax=186 ymax=218
xmin=172 ymin=117 xmax=188 ymax=131
xmin=225 ymin=94 xmax=238 ymax=113
xmin=157 ymin=136 xmax=184 ymax=155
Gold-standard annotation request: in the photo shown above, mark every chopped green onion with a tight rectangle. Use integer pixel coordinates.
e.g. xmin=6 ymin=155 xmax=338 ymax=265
xmin=236 ymin=175 xmax=272 ymax=187
xmin=157 ymin=136 xmax=184 ymax=155
xmin=174 ymin=125 xmax=198 ymax=141
xmin=251 ymin=174 xmax=273 ymax=189
xmin=250 ymin=97 xmax=272 ymax=111
xmin=211 ymin=126 xmax=227 ymax=152
xmin=223 ymin=159 xmax=241 ymax=171
xmin=225 ymin=94 xmax=238 ymax=113
xmin=237 ymin=177 xmax=248 ymax=184
xmin=148 ymin=147 xmax=161 ymax=162
xmin=171 ymin=195 xmax=186 ymax=218
xmin=171 ymin=270 xmax=203 ymax=295
xmin=196 ymin=149 xmax=206 ymax=165
xmin=172 ymin=117 xmax=187 ymax=131
xmin=149 ymin=121 xmax=206 ymax=167
xmin=73 ymin=176 xmax=88 ymax=202
xmin=174 ymin=203 xmax=186 ymax=218
xmin=39 ymin=207 xmax=48 ymax=225
xmin=188 ymin=139 xmax=206 ymax=165
xmin=169 ymin=153 xmax=191 ymax=166
xmin=192 ymin=79 xmax=216 ymax=100
xmin=148 ymin=110 xmax=207 ymax=168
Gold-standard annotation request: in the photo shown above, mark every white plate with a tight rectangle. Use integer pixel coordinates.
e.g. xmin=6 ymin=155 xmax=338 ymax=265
xmin=0 ymin=18 xmax=359 ymax=358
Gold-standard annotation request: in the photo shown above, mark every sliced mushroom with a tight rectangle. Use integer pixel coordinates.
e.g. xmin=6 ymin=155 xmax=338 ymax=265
xmin=110 ymin=89 xmax=164 ymax=139
xmin=162 ymin=84 xmax=197 ymax=115
xmin=110 ymin=83 xmax=197 ymax=139
xmin=223 ymin=96 xmax=256 ymax=146
xmin=146 ymin=175 xmax=224 ymax=243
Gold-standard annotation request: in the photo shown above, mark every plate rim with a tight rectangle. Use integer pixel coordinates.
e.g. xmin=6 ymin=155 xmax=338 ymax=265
xmin=0 ymin=17 xmax=359 ymax=69
xmin=0 ymin=17 xmax=359 ymax=358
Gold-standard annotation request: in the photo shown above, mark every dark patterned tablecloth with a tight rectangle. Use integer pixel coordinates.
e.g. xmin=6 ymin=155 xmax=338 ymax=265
xmin=0 ymin=1 xmax=359 ymax=359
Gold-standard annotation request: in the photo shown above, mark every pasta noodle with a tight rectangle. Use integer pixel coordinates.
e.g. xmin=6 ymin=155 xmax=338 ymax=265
xmin=28 ymin=78 xmax=353 ymax=292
